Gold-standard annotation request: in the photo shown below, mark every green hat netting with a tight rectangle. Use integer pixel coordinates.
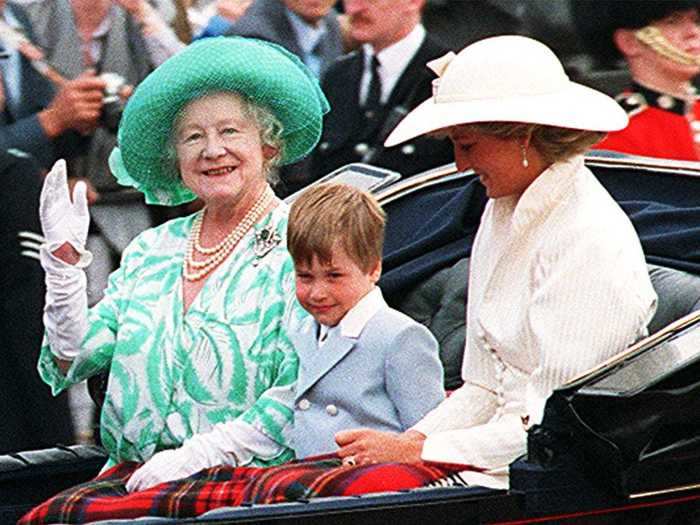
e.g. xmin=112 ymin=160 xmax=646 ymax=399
xmin=109 ymin=36 xmax=330 ymax=205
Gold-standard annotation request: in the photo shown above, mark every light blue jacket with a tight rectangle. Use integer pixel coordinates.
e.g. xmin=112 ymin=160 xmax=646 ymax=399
xmin=289 ymin=303 xmax=446 ymax=458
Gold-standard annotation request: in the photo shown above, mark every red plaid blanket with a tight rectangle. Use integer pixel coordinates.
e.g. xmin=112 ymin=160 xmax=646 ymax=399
xmin=19 ymin=458 xmax=458 ymax=524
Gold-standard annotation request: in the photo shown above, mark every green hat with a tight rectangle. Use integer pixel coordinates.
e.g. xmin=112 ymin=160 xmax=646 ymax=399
xmin=109 ymin=36 xmax=330 ymax=205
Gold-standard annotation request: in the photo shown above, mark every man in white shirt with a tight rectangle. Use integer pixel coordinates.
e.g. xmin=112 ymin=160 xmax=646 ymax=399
xmin=304 ymin=0 xmax=453 ymax=189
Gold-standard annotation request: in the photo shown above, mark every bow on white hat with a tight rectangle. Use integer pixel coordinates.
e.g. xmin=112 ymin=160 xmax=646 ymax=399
xmin=427 ymin=51 xmax=456 ymax=97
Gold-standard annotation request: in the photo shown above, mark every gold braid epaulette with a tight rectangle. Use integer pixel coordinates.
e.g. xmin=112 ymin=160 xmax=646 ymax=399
xmin=635 ymin=26 xmax=700 ymax=66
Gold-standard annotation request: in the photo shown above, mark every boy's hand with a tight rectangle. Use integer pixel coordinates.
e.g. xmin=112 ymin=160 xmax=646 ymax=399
xmin=335 ymin=428 xmax=426 ymax=465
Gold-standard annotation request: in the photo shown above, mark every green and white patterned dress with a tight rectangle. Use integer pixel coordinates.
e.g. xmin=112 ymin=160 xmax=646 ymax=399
xmin=39 ymin=204 xmax=306 ymax=467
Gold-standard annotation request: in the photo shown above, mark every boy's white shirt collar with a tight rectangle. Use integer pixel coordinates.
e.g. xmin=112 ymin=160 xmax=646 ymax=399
xmin=318 ymin=286 xmax=385 ymax=343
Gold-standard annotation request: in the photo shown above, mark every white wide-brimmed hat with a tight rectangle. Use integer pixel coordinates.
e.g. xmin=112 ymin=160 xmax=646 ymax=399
xmin=385 ymin=35 xmax=628 ymax=147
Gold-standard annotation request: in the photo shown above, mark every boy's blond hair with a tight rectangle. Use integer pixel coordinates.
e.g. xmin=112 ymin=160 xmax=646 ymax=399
xmin=288 ymin=183 xmax=386 ymax=273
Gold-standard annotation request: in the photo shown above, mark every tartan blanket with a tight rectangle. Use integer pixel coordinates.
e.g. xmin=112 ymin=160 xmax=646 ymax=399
xmin=19 ymin=458 xmax=458 ymax=524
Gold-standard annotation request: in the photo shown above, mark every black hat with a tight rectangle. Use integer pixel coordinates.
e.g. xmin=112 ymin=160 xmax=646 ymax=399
xmin=573 ymin=1 xmax=700 ymax=68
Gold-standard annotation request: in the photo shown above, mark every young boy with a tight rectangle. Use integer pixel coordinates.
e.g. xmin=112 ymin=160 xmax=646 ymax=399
xmin=287 ymin=182 xmax=445 ymax=460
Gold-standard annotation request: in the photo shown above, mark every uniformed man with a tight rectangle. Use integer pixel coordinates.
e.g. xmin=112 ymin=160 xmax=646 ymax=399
xmin=305 ymin=0 xmax=454 ymax=186
xmin=587 ymin=1 xmax=700 ymax=161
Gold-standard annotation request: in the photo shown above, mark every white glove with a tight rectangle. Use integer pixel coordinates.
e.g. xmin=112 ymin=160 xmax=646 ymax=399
xmin=126 ymin=421 xmax=282 ymax=492
xmin=39 ymin=159 xmax=92 ymax=361
xmin=39 ymin=158 xmax=90 ymax=257
xmin=125 ymin=433 xmax=239 ymax=492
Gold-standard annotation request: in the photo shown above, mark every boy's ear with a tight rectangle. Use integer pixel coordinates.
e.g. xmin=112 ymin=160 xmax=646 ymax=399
xmin=369 ymin=259 xmax=382 ymax=283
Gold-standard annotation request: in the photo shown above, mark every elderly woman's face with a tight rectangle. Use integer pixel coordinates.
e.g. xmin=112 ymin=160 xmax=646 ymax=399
xmin=449 ymin=126 xmax=538 ymax=199
xmin=175 ymin=92 xmax=276 ymax=207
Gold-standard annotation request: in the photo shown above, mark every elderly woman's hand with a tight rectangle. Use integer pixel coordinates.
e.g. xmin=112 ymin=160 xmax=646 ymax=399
xmin=126 ymin=447 xmax=200 ymax=492
xmin=39 ymin=159 xmax=91 ymax=264
xmin=126 ymin=428 xmax=242 ymax=492
xmin=335 ymin=428 xmax=426 ymax=465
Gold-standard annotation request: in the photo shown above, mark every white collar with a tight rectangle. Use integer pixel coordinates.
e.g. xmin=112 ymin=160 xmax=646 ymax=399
xmin=0 ymin=5 xmax=24 ymax=45
xmin=91 ymin=6 xmax=115 ymax=41
xmin=374 ymin=23 xmax=425 ymax=68
xmin=81 ymin=5 xmax=115 ymax=67
xmin=506 ymin=156 xmax=584 ymax=234
xmin=1 ymin=6 xmax=19 ymax=27
xmin=286 ymin=8 xmax=327 ymax=55
xmin=318 ymin=286 xmax=385 ymax=341
xmin=362 ymin=24 xmax=425 ymax=102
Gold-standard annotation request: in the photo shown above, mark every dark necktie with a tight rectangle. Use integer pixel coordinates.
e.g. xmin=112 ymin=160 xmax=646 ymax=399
xmin=365 ymin=55 xmax=382 ymax=117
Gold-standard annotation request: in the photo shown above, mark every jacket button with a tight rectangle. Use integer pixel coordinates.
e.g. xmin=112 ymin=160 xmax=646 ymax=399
xmin=401 ymin=144 xmax=416 ymax=155
xmin=658 ymin=94 xmax=674 ymax=109
xmin=325 ymin=404 xmax=338 ymax=416
xmin=626 ymin=93 xmax=644 ymax=106
xmin=354 ymin=142 xmax=370 ymax=156
xmin=318 ymin=141 xmax=329 ymax=152
xmin=298 ymin=399 xmax=311 ymax=411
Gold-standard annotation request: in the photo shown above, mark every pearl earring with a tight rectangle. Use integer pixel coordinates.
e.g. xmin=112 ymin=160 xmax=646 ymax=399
xmin=521 ymin=144 xmax=529 ymax=168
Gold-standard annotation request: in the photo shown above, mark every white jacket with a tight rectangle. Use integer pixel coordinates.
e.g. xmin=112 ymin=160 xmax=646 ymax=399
xmin=414 ymin=156 xmax=657 ymax=488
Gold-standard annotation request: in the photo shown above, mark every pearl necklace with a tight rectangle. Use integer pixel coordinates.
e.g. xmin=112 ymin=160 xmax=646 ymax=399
xmin=184 ymin=186 xmax=275 ymax=281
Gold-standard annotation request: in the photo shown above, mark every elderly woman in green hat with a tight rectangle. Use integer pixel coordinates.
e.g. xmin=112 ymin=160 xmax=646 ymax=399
xmin=36 ymin=37 xmax=329 ymax=488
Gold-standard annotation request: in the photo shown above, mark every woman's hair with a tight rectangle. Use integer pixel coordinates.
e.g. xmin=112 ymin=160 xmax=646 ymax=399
xmin=288 ymin=183 xmax=386 ymax=274
xmin=461 ymin=122 xmax=607 ymax=164
xmin=164 ymin=91 xmax=285 ymax=184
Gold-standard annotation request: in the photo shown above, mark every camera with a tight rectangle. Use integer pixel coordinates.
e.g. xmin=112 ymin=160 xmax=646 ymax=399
xmin=100 ymin=72 xmax=127 ymax=133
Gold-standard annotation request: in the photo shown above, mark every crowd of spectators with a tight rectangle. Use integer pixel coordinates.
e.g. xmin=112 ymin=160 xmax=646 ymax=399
xmin=2 ymin=0 xmax=700 ymax=454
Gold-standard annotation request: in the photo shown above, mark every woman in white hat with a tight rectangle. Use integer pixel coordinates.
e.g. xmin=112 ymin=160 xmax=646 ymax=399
xmin=335 ymin=35 xmax=657 ymax=489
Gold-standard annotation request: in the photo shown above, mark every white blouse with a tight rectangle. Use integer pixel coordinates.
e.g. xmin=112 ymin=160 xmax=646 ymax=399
xmin=413 ymin=156 xmax=657 ymax=488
